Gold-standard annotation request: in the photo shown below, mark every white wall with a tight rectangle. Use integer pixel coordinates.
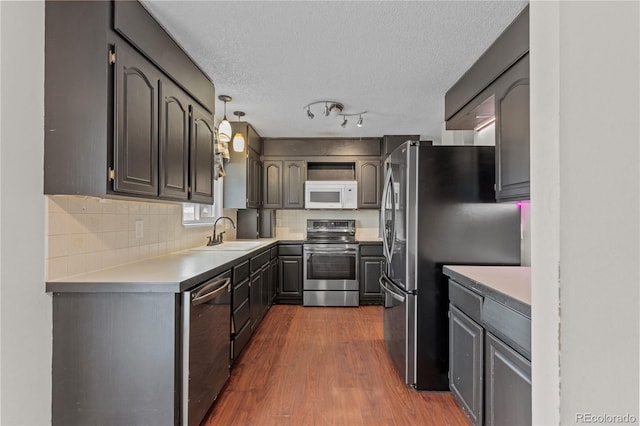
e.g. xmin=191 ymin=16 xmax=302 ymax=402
xmin=0 ymin=2 xmax=51 ymax=425
xmin=531 ymin=1 xmax=639 ymax=425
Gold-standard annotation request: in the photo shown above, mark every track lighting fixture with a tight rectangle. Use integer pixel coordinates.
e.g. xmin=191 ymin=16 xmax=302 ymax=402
xmin=218 ymin=95 xmax=232 ymax=143
xmin=337 ymin=111 xmax=368 ymax=129
xmin=303 ymin=100 xmax=344 ymax=119
xmin=232 ymin=111 xmax=246 ymax=152
xmin=303 ymin=101 xmax=367 ymax=129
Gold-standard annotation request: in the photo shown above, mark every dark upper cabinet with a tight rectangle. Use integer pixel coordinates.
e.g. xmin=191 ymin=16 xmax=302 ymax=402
xmin=224 ymin=122 xmax=262 ymax=209
xmin=113 ymin=41 xmax=160 ymax=197
xmin=44 ymin=1 xmax=216 ymax=201
xmin=247 ymin=149 xmax=262 ymax=209
xmin=263 ymin=161 xmax=283 ymax=208
xmin=356 ymin=160 xmax=382 ymax=209
xmin=283 ymin=160 xmax=306 ymax=209
xmin=190 ymin=104 xmax=215 ymax=204
xmin=495 ymin=54 xmax=530 ymax=202
xmin=261 ymin=160 xmax=306 ymax=209
xmin=159 ymin=78 xmax=190 ymax=200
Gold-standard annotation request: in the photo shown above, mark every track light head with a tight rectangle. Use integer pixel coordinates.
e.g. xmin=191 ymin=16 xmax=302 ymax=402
xmin=323 ymin=103 xmax=330 ymax=117
xmin=307 ymin=107 xmax=314 ymax=119
xmin=357 ymin=115 xmax=363 ymax=127
xmin=341 ymin=117 xmax=348 ymax=128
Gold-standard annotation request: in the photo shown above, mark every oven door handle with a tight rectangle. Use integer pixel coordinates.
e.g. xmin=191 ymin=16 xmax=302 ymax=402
xmin=305 ymin=248 xmax=359 ymax=254
xmin=379 ymin=274 xmax=405 ymax=303
xmin=191 ymin=277 xmax=231 ymax=306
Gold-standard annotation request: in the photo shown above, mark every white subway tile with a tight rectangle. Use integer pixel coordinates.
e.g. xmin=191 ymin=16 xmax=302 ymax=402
xmin=47 ymin=257 xmax=68 ymax=281
xmin=67 ymin=254 xmax=88 ymax=276
xmin=67 ymin=214 xmax=87 ymax=234
xmin=68 ymin=234 xmax=87 ymax=255
xmin=86 ymin=214 xmax=103 ymax=233
xmin=48 ymin=235 xmax=70 ymax=258
xmin=86 ymin=198 xmax=103 ymax=214
xmin=66 ymin=197 xmax=87 ymax=213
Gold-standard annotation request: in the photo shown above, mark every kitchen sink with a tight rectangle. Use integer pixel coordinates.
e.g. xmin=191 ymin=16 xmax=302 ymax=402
xmin=191 ymin=241 xmax=266 ymax=251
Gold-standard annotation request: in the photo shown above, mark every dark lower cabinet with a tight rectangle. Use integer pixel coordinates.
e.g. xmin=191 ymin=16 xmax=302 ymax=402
xmin=485 ymin=332 xmax=532 ymax=426
xmin=278 ymin=255 xmax=303 ymax=304
xmin=447 ymin=275 xmax=531 ymax=426
xmin=269 ymin=257 xmax=278 ymax=304
xmin=249 ymin=270 xmax=262 ymax=334
xmin=358 ymin=255 xmax=385 ymax=305
xmin=449 ymin=304 xmax=484 ymax=426
xmin=359 ymin=243 xmax=384 ymax=305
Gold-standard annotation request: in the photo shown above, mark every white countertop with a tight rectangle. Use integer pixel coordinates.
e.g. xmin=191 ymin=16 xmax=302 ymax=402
xmin=46 ymin=239 xmax=279 ymax=293
xmin=443 ymin=265 xmax=531 ymax=307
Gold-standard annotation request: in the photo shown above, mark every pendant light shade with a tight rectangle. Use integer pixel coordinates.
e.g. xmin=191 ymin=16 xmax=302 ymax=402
xmin=232 ymin=110 xmax=246 ymax=152
xmin=218 ymin=119 xmax=232 ymax=143
xmin=232 ymin=133 xmax=246 ymax=152
xmin=218 ymin=95 xmax=232 ymax=143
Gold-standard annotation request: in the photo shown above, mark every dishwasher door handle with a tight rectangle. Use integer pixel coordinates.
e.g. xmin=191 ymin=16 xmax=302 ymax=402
xmin=192 ymin=277 xmax=231 ymax=306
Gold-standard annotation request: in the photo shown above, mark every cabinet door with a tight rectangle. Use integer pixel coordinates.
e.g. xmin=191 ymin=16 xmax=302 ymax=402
xmin=495 ymin=54 xmax=530 ymax=202
xmin=356 ymin=160 xmax=381 ymax=208
xmin=263 ymin=160 xmax=283 ymax=208
xmin=114 ymin=42 xmax=160 ymax=196
xmin=269 ymin=258 xmax=278 ymax=304
xmin=449 ymin=304 xmax=484 ymax=426
xmin=158 ymin=79 xmax=189 ymax=200
xmin=278 ymin=256 xmax=302 ymax=298
xmin=359 ymin=256 xmax=385 ymax=303
xmin=283 ymin=160 xmax=306 ymax=209
xmin=485 ymin=332 xmax=531 ymax=426
xmin=246 ymin=149 xmax=262 ymax=208
xmin=189 ymin=104 xmax=215 ymax=204
xmin=260 ymin=264 xmax=270 ymax=318
xmin=250 ymin=270 xmax=262 ymax=332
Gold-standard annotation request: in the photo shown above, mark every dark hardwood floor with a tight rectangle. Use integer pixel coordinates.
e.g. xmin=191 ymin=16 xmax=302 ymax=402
xmin=203 ymin=305 xmax=470 ymax=426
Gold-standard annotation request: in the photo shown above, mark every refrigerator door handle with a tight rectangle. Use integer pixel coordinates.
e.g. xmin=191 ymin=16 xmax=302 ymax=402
xmin=381 ymin=166 xmax=396 ymax=263
xmin=379 ymin=274 xmax=405 ymax=303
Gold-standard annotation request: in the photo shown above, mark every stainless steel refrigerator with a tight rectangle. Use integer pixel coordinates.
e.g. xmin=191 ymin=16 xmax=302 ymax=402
xmin=379 ymin=141 xmax=521 ymax=390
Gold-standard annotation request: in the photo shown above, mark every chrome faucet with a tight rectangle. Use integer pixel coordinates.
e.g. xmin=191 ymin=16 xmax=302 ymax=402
xmin=207 ymin=216 xmax=236 ymax=246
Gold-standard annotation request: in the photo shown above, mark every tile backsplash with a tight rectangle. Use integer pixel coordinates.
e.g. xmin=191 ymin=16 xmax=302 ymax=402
xmin=46 ymin=196 xmax=236 ymax=281
xmin=275 ymin=209 xmax=380 ymax=241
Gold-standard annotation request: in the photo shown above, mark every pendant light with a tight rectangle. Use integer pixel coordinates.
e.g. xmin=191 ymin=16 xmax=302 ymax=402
xmin=218 ymin=95 xmax=232 ymax=143
xmin=232 ymin=111 xmax=246 ymax=152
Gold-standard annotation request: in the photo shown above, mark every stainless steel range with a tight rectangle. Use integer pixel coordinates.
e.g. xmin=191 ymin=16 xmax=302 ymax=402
xmin=303 ymin=219 xmax=359 ymax=307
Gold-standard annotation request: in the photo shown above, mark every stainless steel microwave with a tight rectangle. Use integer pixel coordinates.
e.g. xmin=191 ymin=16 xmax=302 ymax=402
xmin=304 ymin=181 xmax=358 ymax=209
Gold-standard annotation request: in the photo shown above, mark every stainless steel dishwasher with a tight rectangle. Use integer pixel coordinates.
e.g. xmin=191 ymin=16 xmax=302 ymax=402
xmin=182 ymin=269 xmax=232 ymax=426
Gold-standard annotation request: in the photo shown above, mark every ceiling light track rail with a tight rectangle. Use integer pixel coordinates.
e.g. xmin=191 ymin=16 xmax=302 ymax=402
xmin=303 ymin=100 xmax=367 ymax=128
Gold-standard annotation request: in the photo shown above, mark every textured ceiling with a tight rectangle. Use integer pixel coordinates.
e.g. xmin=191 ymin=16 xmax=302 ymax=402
xmin=142 ymin=0 xmax=527 ymax=141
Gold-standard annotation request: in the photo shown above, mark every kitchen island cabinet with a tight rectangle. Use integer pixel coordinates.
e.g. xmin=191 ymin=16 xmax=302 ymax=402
xmin=443 ymin=265 xmax=531 ymax=426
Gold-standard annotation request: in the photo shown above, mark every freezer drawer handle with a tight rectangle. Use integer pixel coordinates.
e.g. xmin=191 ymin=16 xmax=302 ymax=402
xmin=192 ymin=277 xmax=231 ymax=306
xmin=379 ymin=276 xmax=405 ymax=303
